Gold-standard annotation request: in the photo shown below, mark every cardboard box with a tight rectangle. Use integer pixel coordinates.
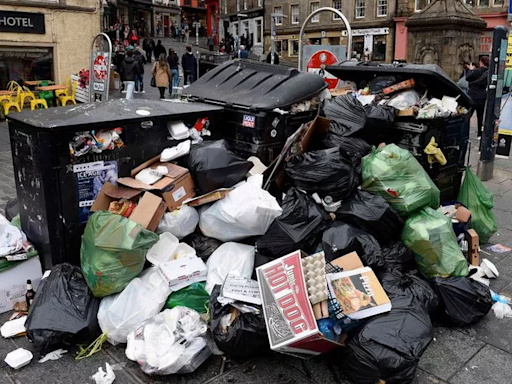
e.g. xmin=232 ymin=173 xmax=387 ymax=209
xmin=456 ymin=206 xmax=471 ymax=224
xmin=257 ymin=250 xmax=345 ymax=358
xmin=91 ymin=182 xmax=166 ymax=232
xmin=466 ymin=229 xmax=480 ymax=266
xmin=397 ymin=108 xmax=417 ymax=117
xmin=183 ymin=188 xmax=232 ymax=207
xmin=158 ymin=256 xmax=207 ymax=291
xmin=117 ymin=156 xmax=196 ymax=211
xmin=0 ymin=257 xmax=43 ymax=314
xmin=330 ymin=87 xmax=354 ymax=97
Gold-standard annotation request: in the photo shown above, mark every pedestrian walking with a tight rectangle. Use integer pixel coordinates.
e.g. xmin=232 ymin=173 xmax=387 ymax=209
xmin=207 ymin=35 xmax=215 ymax=52
xmin=134 ymin=43 xmax=146 ymax=94
xmin=182 ymin=46 xmax=197 ymax=85
xmin=119 ymin=47 xmax=139 ymax=100
xmin=146 ymin=38 xmax=155 ymax=63
xmin=154 ymin=40 xmax=166 ymax=61
xmin=466 ymin=56 xmax=490 ymax=138
xmin=239 ymin=45 xmax=249 ymax=59
xmin=152 ymin=53 xmax=172 ymax=99
xmin=129 ymin=29 xmax=140 ymax=46
xmin=167 ymin=48 xmax=179 ymax=95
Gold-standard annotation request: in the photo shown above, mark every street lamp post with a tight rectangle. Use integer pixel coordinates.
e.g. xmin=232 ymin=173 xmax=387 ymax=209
xmin=194 ymin=21 xmax=200 ymax=46
xmin=270 ymin=13 xmax=288 ymax=65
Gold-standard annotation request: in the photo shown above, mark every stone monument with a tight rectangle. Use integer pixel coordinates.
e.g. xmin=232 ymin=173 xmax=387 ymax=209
xmin=405 ymin=0 xmax=486 ymax=81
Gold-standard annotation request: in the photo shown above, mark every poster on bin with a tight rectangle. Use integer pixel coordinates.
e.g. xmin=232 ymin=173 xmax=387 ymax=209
xmin=74 ymin=160 xmax=118 ymax=223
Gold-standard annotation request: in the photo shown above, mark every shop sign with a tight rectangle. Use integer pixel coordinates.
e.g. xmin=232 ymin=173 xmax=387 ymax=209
xmin=342 ymin=27 xmax=389 ymax=37
xmin=480 ymin=31 xmax=493 ymax=55
xmin=0 ymin=11 xmax=45 ymax=34
xmin=229 ymin=9 xmax=264 ymax=22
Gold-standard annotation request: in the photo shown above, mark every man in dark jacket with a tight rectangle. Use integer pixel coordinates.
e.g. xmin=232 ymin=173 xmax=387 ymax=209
xmin=119 ymin=48 xmax=139 ymax=100
xmin=466 ymin=56 xmax=490 ymax=138
xmin=133 ymin=43 xmax=146 ymax=94
xmin=154 ymin=40 xmax=166 ymax=61
xmin=182 ymin=46 xmax=197 ymax=85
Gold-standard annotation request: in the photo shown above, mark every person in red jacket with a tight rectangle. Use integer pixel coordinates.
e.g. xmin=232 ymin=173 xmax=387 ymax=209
xmin=129 ymin=30 xmax=140 ymax=46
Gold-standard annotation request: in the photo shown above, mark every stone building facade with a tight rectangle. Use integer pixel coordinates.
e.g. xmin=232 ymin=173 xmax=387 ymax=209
xmin=263 ymin=0 xmax=397 ymax=63
xmin=218 ymin=0 xmax=265 ymax=56
xmin=0 ymin=0 xmax=101 ymax=88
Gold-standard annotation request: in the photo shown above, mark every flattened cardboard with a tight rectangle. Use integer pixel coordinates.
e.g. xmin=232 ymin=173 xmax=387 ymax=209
xmin=397 ymin=108 xmax=417 ymax=117
xmin=162 ymin=172 xmax=196 ymax=211
xmin=331 ymin=252 xmax=364 ymax=271
xmin=183 ymin=188 xmax=232 ymax=207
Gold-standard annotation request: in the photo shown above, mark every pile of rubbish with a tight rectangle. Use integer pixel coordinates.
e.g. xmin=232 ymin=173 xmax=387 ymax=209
xmin=0 ymin=98 xmax=503 ymax=384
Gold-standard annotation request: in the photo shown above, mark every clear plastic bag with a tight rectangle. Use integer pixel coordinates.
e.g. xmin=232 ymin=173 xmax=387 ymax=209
xmin=157 ymin=206 xmax=199 ymax=240
xmin=199 ymin=181 xmax=282 ymax=242
xmin=125 ymin=307 xmax=211 ymax=375
xmin=205 ymin=242 xmax=255 ymax=294
xmin=97 ymin=267 xmax=171 ymax=345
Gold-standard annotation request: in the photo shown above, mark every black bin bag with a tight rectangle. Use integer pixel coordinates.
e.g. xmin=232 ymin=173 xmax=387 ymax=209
xmin=183 ymin=231 xmax=222 ymax=261
xmin=323 ymin=95 xmax=367 ymax=136
xmin=336 ymin=191 xmax=404 ymax=244
xmin=364 ymin=104 xmax=398 ymax=128
xmin=26 ymin=263 xmax=101 ymax=355
xmin=430 ymin=277 xmax=492 ymax=326
xmin=210 ymin=286 xmax=269 ymax=357
xmin=321 ymin=221 xmax=382 ymax=267
xmin=257 ymin=188 xmax=330 ymax=258
xmin=285 ymin=147 xmax=358 ymax=201
xmin=321 ymin=135 xmax=371 ymax=172
xmin=342 ymin=295 xmax=434 ymax=384
xmin=183 ymin=139 xmax=253 ymax=194
xmin=378 ymin=270 xmax=439 ymax=314
xmin=380 ymin=241 xmax=417 ymax=273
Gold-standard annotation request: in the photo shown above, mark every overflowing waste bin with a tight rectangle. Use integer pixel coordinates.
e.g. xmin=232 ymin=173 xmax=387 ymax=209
xmin=185 ymin=60 xmax=327 ymax=165
xmin=7 ymin=99 xmax=223 ymax=269
xmin=326 ymin=62 xmax=472 ymax=201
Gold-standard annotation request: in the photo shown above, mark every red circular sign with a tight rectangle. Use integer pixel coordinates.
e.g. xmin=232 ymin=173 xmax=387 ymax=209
xmin=93 ymin=55 xmax=108 ymax=81
xmin=306 ymin=50 xmax=339 ymax=89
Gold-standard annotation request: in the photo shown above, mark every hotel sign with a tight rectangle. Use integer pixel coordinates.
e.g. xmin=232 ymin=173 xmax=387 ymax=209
xmin=0 ymin=11 xmax=45 ymax=34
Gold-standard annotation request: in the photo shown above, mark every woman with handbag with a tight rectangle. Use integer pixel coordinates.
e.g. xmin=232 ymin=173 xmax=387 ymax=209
xmin=152 ymin=53 xmax=171 ymax=99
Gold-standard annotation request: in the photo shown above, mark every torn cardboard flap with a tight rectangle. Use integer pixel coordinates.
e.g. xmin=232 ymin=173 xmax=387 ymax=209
xmin=91 ymin=182 xmax=142 ymax=212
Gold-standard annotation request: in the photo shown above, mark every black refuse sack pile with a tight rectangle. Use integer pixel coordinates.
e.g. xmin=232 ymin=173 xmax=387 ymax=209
xmin=10 ymin=95 xmax=495 ymax=384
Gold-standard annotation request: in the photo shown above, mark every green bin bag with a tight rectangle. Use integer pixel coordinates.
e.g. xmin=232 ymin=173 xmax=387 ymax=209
xmin=80 ymin=211 xmax=159 ymax=298
xmin=402 ymin=207 xmax=469 ymax=278
xmin=362 ymin=144 xmax=440 ymax=217
xmin=166 ymin=282 xmax=210 ymax=314
xmin=458 ymin=167 xmax=498 ymax=244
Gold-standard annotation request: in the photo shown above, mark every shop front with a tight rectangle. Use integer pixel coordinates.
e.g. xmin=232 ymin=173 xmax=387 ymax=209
xmin=204 ymin=0 xmax=219 ymax=40
xmin=0 ymin=4 xmax=100 ymax=87
xmin=153 ymin=3 xmax=180 ymax=37
xmin=341 ymin=27 xmax=392 ymax=62
xmin=228 ymin=9 xmax=265 ymax=56
xmin=118 ymin=0 xmax=153 ymax=36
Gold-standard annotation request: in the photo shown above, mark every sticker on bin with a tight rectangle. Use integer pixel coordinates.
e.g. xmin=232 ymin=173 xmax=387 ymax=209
xmin=242 ymin=115 xmax=256 ymax=128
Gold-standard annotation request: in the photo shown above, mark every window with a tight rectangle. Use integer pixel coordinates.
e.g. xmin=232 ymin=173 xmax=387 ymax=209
xmin=477 ymin=0 xmax=489 ymax=5
xmin=311 ymin=2 xmax=320 ymax=23
xmin=243 ymin=0 xmax=247 ymax=10
xmin=373 ymin=35 xmax=386 ymax=61
xmin=274 ymin=6 xmax=283 ymax=25
xmin=291 ymin=4 xmax=299 ymax=24
xmin=224 ymin=0 xmax=227 ymax=14
xmin=289 ymin=40 xmax=299 ymax=57
xmin=377 ymin=0 xmax=388 ymax=16
xmin=258 ymin=0 xmax=262 ymax=6
xmin=0 ymin=47 xmax=54 ymax=90
xmin=275 ymin=40 xmax=282 ymax=56
xmin=464 ymin=0 xmax=475 ymax=6
xmin=232 ymin=22 xmax=238 ymax=37
xmin=493 ymin=0 xmax=504 ymax=6
xmin=242 ymin=20 xmax=249 ymax=40
xmin=415 ymin=0 xmax=431 ymax=11
xmin=236 ymin=0 xmax=240 ymax=12
xmin=255 ymin=19 xmax=263 ymax=44
xmin=332 ymin=0 xmax=342 ymax=20
xmin=356 ymin=0 xmax=365 ymax=18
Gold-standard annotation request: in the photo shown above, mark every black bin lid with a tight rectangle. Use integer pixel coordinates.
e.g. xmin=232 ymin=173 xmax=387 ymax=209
xmin=8 ymin=99 xmax=224 ymax=132
xmin=326 ymin=62 xmax=473 ymax=108
xmin=185 ymin=60 xmax=328 ymax=111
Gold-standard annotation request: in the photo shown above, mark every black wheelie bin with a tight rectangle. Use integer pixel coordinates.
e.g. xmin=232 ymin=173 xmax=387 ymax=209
xmin=185 ymin=60 xmax=328 ymax=165
xmin=8 ymin=99 xmax=223 ymax=270
xmin=326 ymin=62 xmax=473 ymax=201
